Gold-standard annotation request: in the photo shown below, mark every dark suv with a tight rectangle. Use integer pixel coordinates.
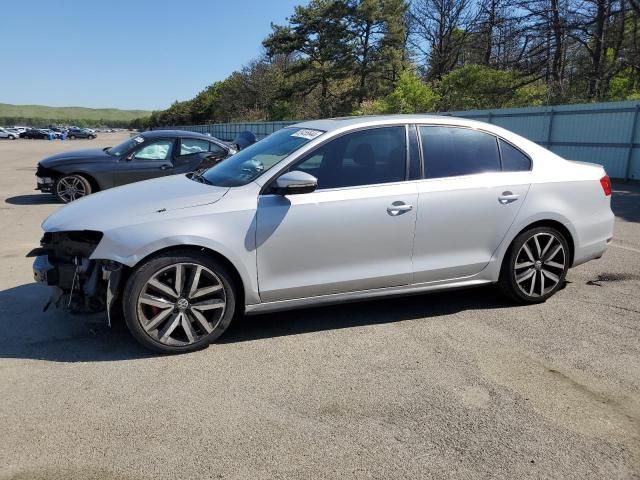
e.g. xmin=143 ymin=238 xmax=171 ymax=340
xmin=67 ymin=128 xmax=96 ymax=139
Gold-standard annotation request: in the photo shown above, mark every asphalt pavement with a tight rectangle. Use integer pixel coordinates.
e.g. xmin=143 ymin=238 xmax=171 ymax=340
xmin=0 ymin=134 xmax=638 ymax=479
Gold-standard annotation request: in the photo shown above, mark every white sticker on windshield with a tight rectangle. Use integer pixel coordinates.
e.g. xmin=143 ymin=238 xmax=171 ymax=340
xmin=133 ymin=136 xmax=144 ymax=143
xmin=291 ymin=128 xmax=323 ymax=140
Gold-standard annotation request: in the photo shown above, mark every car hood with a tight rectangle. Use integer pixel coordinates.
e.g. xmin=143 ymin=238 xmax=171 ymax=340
xmin=42 ymin=174 xmax=230 ymax=232
xmin=39 ymin=148 xmax=111 ymax=167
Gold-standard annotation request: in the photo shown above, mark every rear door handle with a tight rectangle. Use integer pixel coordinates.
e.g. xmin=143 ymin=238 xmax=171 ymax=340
xmin=387 ymin=203 xmax=413 ymax=216
xmin=498 ymin=191 xmax=519 ymax=204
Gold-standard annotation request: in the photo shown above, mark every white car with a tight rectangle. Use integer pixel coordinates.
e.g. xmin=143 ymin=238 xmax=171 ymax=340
xmin=32 ymin=115 xmax=614 ymax=353
xmin=0 ymin=127 xmax=18 ymax=139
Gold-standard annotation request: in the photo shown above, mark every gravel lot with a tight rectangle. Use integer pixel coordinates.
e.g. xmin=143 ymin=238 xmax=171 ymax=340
xmin=0 ymin=134 xmax=638 ymax=480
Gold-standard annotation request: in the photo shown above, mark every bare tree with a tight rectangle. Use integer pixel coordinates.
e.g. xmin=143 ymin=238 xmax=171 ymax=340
xmin=568 ymin=0 xmax=628 ymax=99
xmin=515 ymin=0 xmax=570 ymax=99
xmin=410 ymin=0 xmax=478 ymax=79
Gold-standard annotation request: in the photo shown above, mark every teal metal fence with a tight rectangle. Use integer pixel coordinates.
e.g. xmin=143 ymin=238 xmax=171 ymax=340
xmin=166 ymin=100 xmax=640 ymax=180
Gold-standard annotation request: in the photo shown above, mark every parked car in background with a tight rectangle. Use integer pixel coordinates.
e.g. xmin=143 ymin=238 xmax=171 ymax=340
xmin=31 ymin=115 xmax=614 ymax=353
xmin=20 ymin=128 xmax=49 ymax=139
xmin=67 ymin=127 xmax=96 ymax=139
xmin=0 ymin=127 xmax=18 ymax=139
xmin=35 ymin=129 xmax=236 ymax=202
xmin=41 ymin=129 xmax=62 ymax=139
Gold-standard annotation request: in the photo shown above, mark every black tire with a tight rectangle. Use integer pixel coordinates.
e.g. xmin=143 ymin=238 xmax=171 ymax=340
xmin=54 ymin=174 xmax=92 ymax=203
xmin=9 ymin=135 xmax=15 ymax=140
xmin=69 ymin=134 xmax=76 ymax=139
xmin=88 ymin=135 xmax=95 ymax=139
xmin=498 ymin=226 xmax=570 ymax=304
xmin=122 ymin=250 xmax=237 ymax=354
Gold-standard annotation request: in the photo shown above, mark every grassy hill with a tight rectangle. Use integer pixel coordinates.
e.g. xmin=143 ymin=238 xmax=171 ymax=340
xmin=0 ymin=103 xmax=151 ymax=123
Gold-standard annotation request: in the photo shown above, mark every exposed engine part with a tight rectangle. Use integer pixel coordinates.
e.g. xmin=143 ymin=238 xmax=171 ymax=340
xmin=29 ymin=231 xmax=120 ymax=316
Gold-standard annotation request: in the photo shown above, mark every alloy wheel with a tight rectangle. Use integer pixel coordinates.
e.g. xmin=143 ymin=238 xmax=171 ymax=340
xmin=514 ymin=232 xmax=566 ymax=297
xmin=136 ymin=263 xmax=227 ymax=347
xmin=56 ymin=176 xmax=88 ymax=202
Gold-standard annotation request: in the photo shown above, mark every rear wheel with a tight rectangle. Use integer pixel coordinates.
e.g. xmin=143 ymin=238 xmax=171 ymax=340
xmin=498 ymin=226 xmax=569 ymax=303
xmin=69 ymin=134 xmax=76 ymax=139
xmin=122 ymin=250 xmax=236 ymax=354
xmin=54 ymin=174 xmax=91 ymax=203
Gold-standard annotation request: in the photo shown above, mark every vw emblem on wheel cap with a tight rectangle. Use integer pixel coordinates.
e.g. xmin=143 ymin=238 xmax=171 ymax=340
xmin=176 ymin=298 xmax=189 ymax=310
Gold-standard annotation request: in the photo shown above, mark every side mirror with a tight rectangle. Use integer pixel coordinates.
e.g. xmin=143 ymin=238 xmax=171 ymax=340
xmin=274 ymin=171 xmax=318 ymax=195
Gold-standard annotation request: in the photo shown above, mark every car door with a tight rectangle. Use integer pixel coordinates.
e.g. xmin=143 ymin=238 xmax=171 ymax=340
xmin=412 ymin=125 xmax=532 ymax=283
xmin=256 ymin=125 xmax=418 ymax=303
xmin=173 ymin=138 xmax=228 ymax=174
xmin=116 ymin=138 xmax=176 ymax=186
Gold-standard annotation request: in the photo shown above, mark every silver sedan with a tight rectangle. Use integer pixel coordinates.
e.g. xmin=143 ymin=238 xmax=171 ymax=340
xmin=32 ymin=115 xmax=614 ymax=353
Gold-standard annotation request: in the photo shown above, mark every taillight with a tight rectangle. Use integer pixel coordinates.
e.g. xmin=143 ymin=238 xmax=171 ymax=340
xmin=600 ymin=175 xmax=612 ymax=196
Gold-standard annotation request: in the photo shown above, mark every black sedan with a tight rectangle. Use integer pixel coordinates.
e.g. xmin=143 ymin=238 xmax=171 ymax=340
xmin=36 ymin=130 xmax=237 ymax=203
xmin=20 ymin=128 xmax=50 ymax=139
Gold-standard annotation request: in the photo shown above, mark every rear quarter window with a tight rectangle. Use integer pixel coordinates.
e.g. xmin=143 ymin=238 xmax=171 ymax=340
xmin=499 ymin=139 xmax=532 ymax=171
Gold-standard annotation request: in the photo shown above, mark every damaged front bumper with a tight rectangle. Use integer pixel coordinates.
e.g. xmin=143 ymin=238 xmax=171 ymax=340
xmin=29 ymin=231 xmax=124 ymax=325
xmin=35 ymin=165 xmax=56 ymax=193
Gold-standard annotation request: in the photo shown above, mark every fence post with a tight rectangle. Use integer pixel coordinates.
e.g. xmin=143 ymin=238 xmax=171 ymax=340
xmin=624 ymin=104 xmax=639 ymax=181
xmin=487 ymin=112 xmax=493 ymax=124
xmin=546 ymin=107 xmax=554 ymax=149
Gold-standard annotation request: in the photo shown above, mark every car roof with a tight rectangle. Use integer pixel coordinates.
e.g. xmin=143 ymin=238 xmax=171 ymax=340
xmin=291 ymin=114 xmax=492 ymax=132
xmin=141 ymin=129 xmax=216 ymax=140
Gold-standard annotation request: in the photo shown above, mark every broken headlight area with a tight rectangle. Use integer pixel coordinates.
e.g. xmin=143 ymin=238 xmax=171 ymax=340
xmin=35 ymin=164 xmax=58 ymax=192
xmin=28 ymin=231 xmax=122 ymax=315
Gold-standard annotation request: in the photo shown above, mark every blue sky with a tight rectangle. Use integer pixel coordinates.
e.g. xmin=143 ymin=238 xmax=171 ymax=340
xmin=0 ymin=0 xmax=302 ymax=110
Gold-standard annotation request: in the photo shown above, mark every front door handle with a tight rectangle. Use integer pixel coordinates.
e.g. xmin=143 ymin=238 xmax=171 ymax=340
xmin=160 ymin=164 xmax=172 ymax=171
xmin=498 ymin=191 xmax=519 ymax=204
xmin=387 ymin=202 xmax=413 ymax=216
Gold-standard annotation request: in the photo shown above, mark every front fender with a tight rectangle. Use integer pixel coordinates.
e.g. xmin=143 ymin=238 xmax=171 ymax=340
xmin=50 ymin=164 xmax=112 ymax=190
xmin=90 ymin=212 xmax=259 ymax=305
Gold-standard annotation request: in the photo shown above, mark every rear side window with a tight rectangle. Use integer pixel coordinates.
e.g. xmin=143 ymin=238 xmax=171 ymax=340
xmin=180 ymin=138 xmax=209 ymax=156
xmin=499 ymin=139 xmax=531 ymax=171
xmin=419 ymin=126 xmax=500 ymax=179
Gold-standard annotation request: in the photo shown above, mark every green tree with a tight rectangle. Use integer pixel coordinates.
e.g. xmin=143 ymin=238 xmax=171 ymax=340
xmin=347 ymin=0 xmax=408 ymax=104
xmin=438 ymin=64 xmax=546 ymax=110
xmin=384 ymin=71 xmax=440 ymax=112
xmin=263 ymin=0 xmax=354 ymax=116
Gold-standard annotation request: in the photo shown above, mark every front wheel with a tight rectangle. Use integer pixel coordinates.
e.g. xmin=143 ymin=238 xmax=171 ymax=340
xmin=498 ymin=227 xmax=569 ymax=303
xmin=69 ymin=134 xmax=76 ymax=139
xmin=122 ymin=250 xmax=237 ymax=354
xmin=54 ymin=174 xmax=92 ymax=203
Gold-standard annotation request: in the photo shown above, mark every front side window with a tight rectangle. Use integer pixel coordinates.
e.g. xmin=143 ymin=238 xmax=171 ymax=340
xmin=134 ymin=140 xmax=173 ymax=161
xmin=419 ymin=126 xmax=500 ymax=179
xmin=107 ymin=137 xmax=141 ymax=156
xmin=292 ymin=126 xmax=407 ymax=190
xmin=180 ymin=138 xmax=209 ymax=156
xmin=202 ymin=127 xmax=324 ymax=187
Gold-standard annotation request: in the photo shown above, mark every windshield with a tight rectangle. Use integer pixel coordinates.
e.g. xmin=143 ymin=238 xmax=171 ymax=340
xmin=107 ymin=136 xmax=144 ymax=156
xmin=201 ymin=127 xmax=324 ymax=187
